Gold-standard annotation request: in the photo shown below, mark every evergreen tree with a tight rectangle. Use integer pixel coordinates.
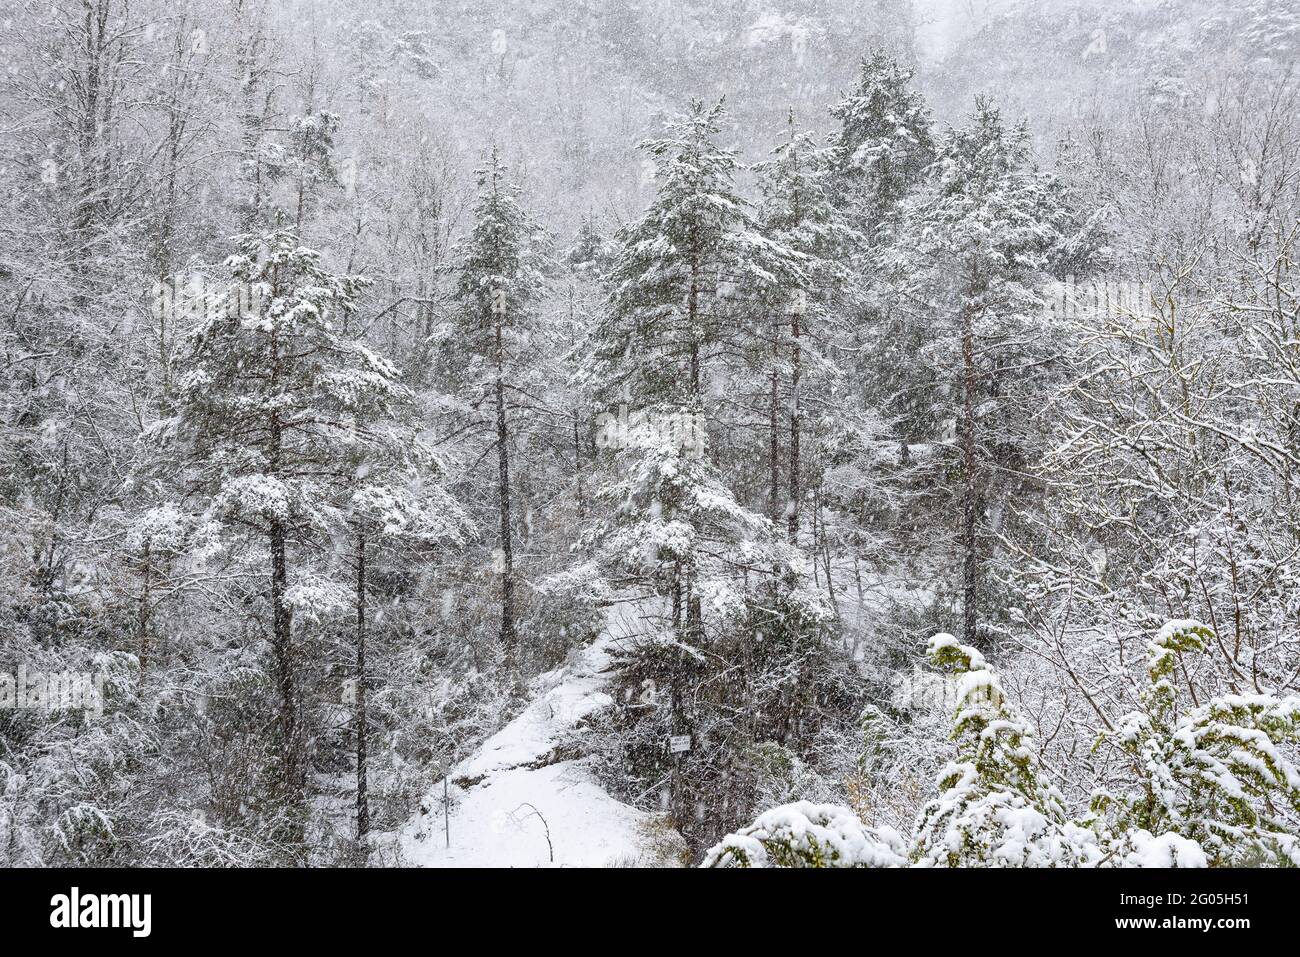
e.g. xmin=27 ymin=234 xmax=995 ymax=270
xmin=753 ymin=116 xmax=860 ymax=538
xmin=818 ymin=53 xmax=940 ymax=653
xmin=1093 ymin=621 xmax=1300 ymax=867
xmin=828 ymin=53 xmax=938 ymax=458
xmin=912 ymin=633 xmax=1097 ymax=867
xmin=577 ymin=99 xmax=846 ymax=850
xmin=890 ymin=99 xmax=1086 ymax=649
xmin=826 ymin=50 xmax=935 ymax=233
xmin=590 ymin=99 xmax=760 ymax=407
xmin=172 ymin=228 xmax=384 ymax=831
xmin=285 ymin=110 xmax=342 ymax=231
xmin=441 ymin=149 xmax=547 ymax=667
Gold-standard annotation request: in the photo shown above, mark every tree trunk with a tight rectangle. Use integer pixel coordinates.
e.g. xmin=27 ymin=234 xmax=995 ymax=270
xmin=154 ymin=24 xmax=191 ymax=394
xmin=494 ymin=314 xmax=517 ymax=660
xmin=268 ymin=292 xmax=302 ymax=814
xmin=960 ymin=294 xmax=980 ymax=648
xmin=768 ymin=315 xmax=781 ymax=521
xmin=137 ymin=541 xmax=152 ymax=671
xmin=669 ymin=560 xmax=686 ymax=825
xmin=269 ymin=517 xmax=300 ymax=806
xmin=688 ymin=277 xmax=701 ymax=399
xmin=573 ymin=411 xmax=586 ymax=521
xmin=354 ymin=530 xmax=369 ymax=848
xmin=815 ymin=482 xmax=837 ymax=617
xmin=788 ymin=305 xmax=803 ymax=541
xmin=688 ymin=222 xmax=702 ymax=402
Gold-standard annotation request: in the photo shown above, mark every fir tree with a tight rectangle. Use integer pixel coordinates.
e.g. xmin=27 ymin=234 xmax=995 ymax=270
xmin=826 ymin=50 xmax=934 ymax=232
xmin=172 ymin=228 xmax=384 ymax=830
xmin=891 ymin=99 xmax=1085 ymax=649
xmin=443 ymin=149 xmax=547 ymax=667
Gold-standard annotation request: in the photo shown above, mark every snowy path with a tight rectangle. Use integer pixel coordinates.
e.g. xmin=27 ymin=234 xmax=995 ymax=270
xmin=398 ymin=603 xmax=664 ymax=867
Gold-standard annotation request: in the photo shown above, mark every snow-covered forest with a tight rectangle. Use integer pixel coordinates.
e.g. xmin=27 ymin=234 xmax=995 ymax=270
xmin=2 ymin=0 xmax=1299 ymax=869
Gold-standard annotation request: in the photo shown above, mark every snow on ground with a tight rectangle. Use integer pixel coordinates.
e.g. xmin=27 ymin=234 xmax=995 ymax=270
xmin=398 ymin=602 xmax=668 ymax=867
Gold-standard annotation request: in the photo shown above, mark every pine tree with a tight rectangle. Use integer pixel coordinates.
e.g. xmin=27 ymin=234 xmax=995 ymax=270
xmin=584 ymin=97 xmax=775 ymax=663
xmin=753 ymin=116 xmax=860 ymax=540
xmin=172 ymin=228 xmax=383 ymax=830
xmin=590 ymin=98 xmax=760 ymax=407
xmin=891 ymin=99 xmax=1084 ymax=649
xmin=826 ymin=52 xmax=938 ymax=460
xmin=578 ymin=99 xmax=841 ymax=849
xmin=285 ymin=110 xmax=342 ymax=231
xmin=442 ymin=149 xmax=547 ymax=667
xmin=826 ymin=50 xmax=935 ymax=233
xmin=818 ymin=52 xmax=940 ymax=643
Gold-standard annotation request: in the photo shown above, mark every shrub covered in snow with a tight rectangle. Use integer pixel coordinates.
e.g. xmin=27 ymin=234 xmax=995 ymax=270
xmin=1091 ymin=620 xmax=1300 ymax=867
xmin=707 ymin=622 xmax=1300 ymax=868
xmin=910 ymin=633 xmax=1100 ymax=867
xmin=701 ymin=801 xmax=907 ymax=868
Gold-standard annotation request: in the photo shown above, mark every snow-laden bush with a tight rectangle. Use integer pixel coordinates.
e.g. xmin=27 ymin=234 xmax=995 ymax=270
xmin=1091 ymin=620 xmax=1300 ymax=867
xmin=702 ymin=801 xmax=907 ymax=868
xmin=910 ymin=633 xmax=1100 ymax=867
xmin=706 ymin=621 xmax=1300 ymax=868
xmin=706 ymin=633 xmax=1098 ymax=867
xmin=1107 ymin=829 xmax=1208 ymax=868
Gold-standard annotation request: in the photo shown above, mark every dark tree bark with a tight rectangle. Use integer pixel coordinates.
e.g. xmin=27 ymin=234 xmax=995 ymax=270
xmin=573 ymin=411 xmax=586 ymax=520
xmin=267 ymin=282 xmax=302 ymax=813
xmin=354 ymin=530 xmax=369 ymax=846
xmin=137 ymin=540 xmax=152 ymax=672
xmin=269 ymin=517 xmax=300 ymax=804
xmin=768 ymin=316 xmax=781 ymax=521
xmin=688 ymin=231 xmax=701 ymax=400
xmin=137 ymin=540 xmax=152 ymax=670
xmin=960 ymin=290 xmax=980 ymax=648
xmin=788 ymin=305 xmax=803 ymax=541
xmin=494 ymin=310 xmax=517 ymax=660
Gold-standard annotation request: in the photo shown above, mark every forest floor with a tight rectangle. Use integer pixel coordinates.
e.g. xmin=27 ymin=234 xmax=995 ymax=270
xmin=396 ymin=602 xmax=666 ymax=867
